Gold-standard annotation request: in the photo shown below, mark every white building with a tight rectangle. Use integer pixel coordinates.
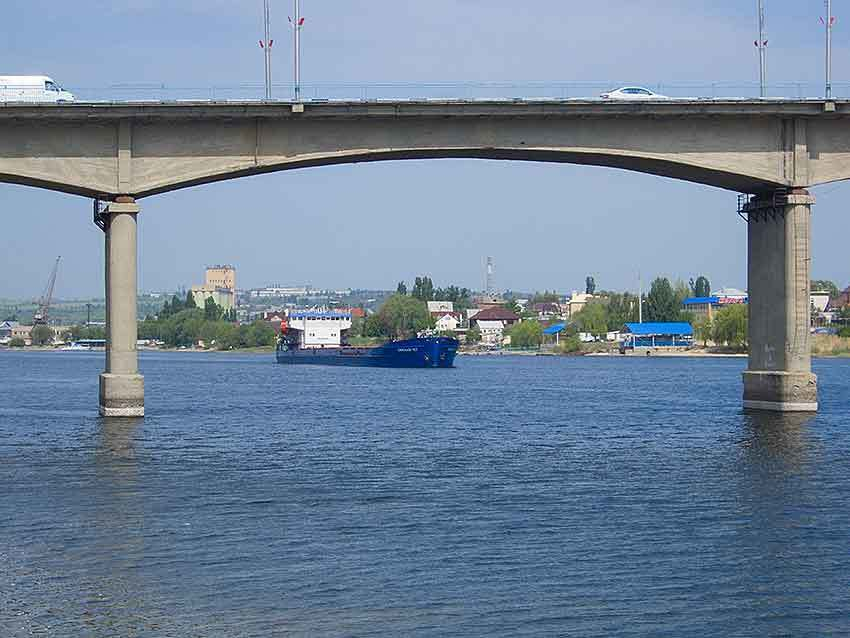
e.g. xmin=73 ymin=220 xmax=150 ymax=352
xmin=476 ymin=320 xmax=506 ymax=345
xmin=434 ymin=313 xmax=461 ymax=332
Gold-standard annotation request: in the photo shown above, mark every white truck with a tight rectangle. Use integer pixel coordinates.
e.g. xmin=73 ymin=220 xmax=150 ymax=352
xmin=0 ymin=75 xmax=75 ymax=103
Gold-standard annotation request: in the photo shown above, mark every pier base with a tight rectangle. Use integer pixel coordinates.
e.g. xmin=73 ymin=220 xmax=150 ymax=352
xmin=742 ymin=371 xmax=818 ymax=412
xmin=99 ymin=373 xmax=145 ymax=417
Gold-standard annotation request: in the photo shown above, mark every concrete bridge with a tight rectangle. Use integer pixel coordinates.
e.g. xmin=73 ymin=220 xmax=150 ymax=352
xmin=2 ymin=98 xmax=846 ymax=416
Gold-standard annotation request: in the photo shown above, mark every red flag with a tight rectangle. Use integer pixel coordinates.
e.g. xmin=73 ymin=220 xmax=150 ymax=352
xmin=298 ymin=17 xmax=305 ymax=26
xmin=269 ymin=39 xmax=274 ymax=47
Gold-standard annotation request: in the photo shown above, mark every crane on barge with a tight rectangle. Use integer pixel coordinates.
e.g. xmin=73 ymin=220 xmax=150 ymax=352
xmin=33 ymin=256 xmax=61 ymax=325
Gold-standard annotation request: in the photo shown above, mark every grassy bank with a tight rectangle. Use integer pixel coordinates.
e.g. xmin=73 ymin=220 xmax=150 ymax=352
xmin=812 ymin=334 xmax=850 ymax=357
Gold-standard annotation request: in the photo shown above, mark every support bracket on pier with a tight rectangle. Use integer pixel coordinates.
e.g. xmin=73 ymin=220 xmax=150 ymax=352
xmin=93 ymin=198 xmax=109 ymax=232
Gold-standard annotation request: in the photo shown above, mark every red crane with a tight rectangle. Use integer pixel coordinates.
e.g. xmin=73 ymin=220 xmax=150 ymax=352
xmin=33 ymin=256 xmax=61 ymax=325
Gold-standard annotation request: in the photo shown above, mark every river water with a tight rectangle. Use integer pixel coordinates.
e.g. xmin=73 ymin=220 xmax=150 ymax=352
xmin=1 ymin=351 xmax=849 ymax=637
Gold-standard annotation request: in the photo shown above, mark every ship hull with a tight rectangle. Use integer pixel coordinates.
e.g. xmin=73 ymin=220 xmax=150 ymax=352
xmin=275 ymin=337 xmax=458 ymax=368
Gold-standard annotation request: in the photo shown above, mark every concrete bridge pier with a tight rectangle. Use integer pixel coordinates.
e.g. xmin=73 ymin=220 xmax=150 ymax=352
xmin=99 ymin=197 xmax=144 ymax=417
xmin=743 ymin=189 xmax=817 ymax=412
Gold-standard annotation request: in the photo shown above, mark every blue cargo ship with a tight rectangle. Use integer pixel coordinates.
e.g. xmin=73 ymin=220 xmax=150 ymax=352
xmin=274 ymin=311 xmax=458 ymax=368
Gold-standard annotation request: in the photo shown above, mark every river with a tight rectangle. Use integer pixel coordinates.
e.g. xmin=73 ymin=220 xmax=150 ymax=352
xmin=1 ymin=351 xmax=849 ymax=636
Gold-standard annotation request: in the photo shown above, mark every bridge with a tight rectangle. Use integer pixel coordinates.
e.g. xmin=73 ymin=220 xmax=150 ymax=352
xmin=2 ymin=98 xmax=844 ymax=416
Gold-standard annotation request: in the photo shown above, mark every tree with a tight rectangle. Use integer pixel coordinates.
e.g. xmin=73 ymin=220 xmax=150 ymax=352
xmin=712 ymin=304 xmax=748 ymax=349
xmin=434 ymin=285 xmax=473 ymax=311
xmin=411 ymin=276 xmax=434 ymax=302
xmin=645 ymin=277 xmax=681 ymax=323
xmin=693 ymin=316 xmax=713 ymax=347
xmin=693 ymin=276 xmax=711 ymax=298
xmin=9 ymin=337 xmax=25 ymax=348
xmin=673 ymin=279 xmax=692 ymax=306
xmin=31 ymin=325 xmax=54 ymax=346
xmin=573 ymin=301 xmax=608 ymax=335
xmin=466 ymin=325 xmax=481 ymax=345
xmin=396 ymin=281 xmax=407 ymax=295
xmin=585 ymin=276 xmax=596 ymax=295
xmin=606 ymin=292 xmax=638 ymax=331
xmin=185 ymin=291 xmax=197 ymax=309
xmin=204 ymin=297 xmax=223 ymax=322
xmin=812 ymin=280 xmax=840 ymax=298
xmin=171 ymin=294 xmax=183 ymax=313
xmin=371 ymin=294 xmax=433 ymax=339
xmin=507 ymin=320 xmax=543 ymax=348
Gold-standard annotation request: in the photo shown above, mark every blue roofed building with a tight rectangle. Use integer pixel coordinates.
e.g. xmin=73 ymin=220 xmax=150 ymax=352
xmin=682 ymin=288 xmax=748 ymax=321
xmin=620 ymin=322 xmax=693 ymax=352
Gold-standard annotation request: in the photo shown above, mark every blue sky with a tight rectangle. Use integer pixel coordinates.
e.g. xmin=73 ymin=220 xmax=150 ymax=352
xmin=1 ymin=1 xmax=848 ymax=298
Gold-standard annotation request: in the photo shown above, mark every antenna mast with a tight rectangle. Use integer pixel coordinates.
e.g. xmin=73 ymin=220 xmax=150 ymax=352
xmin=485 ymin=257 xmax=495 ymax=295
xmin=756 ymin=0 xmax=767 ymax=97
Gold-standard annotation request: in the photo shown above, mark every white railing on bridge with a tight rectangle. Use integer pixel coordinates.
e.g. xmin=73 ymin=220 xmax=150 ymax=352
xmin=4 ymin=81 xmax=850 ymax=104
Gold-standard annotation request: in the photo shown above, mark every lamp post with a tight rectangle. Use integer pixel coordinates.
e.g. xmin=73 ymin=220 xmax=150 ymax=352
xmin=822 ymin=0 xmax=835 ymax=98
xmin=756 ymin=0 xmax=767 ymax=97
xmin=260 ymin=0 xmax=274 ymax=100
xmin=290 ymin=0 xmax=305 ymax=102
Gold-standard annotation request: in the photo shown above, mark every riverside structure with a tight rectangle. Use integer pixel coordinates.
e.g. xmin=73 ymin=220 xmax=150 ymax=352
xmin=0 ymin=98 xmax=842 ymax=415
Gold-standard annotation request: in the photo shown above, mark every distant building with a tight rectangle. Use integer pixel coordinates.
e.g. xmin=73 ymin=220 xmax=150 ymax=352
xmin=205 ymin=265 xmax=236 ymax=291
xmin=829 ymin=286 xmax=850 ymax=310
xmin=472 ymin=294 xmax=504 ymax=310
xmin=470 ymin=306 xmax=520 ymax=345
xmin=565 ymin=292 xmax=594 ymax=318
xmin=620 ymin=322 xmax=693 ymax=352
xmin=251 ymin=286 xmax=311 ymax=298
xmin=0 ymin=320 xmax=18 ymax=339
xmin=682 ymin=289 xmax=748 ymax=321
xmin=531 ymin=302 xmax=562 ymax=320
xmin=434 ymin=312 xmax=463 ymax=333
xmin=191 ymin=264 xmax=236 ymax=311
xmin=811 ymin=291 xmax=832 ymax=313
xmin=11 ymin=325 xmax=33 ymax=345
xmin=192 ymin=287 xmax=235 ymax=312
xmin=427 ymin=301 xmax=454 ymax=314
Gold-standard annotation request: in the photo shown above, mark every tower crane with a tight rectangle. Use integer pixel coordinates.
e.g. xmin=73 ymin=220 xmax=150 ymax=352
xmin=33 ymin=256 xmax=61 ymax=325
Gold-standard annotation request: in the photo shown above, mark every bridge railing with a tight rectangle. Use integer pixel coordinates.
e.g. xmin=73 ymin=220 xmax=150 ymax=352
xmin=5 ymin=81 xmax=850 ymax=103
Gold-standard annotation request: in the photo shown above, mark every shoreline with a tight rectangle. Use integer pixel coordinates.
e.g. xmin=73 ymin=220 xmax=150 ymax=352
xmin=3 ymin=346 xmax=849 ymax=359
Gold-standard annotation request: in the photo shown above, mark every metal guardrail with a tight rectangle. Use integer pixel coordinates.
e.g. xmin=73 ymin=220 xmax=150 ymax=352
xmin=5 ymin=81 xmax=850 ymax=103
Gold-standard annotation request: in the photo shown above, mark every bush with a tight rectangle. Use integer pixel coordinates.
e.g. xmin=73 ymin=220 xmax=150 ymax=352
xmin=839 ymin=326 xmax=850 ymax=338
xmin=556 ymin=335 xmax=582 ymax=354
xmin=506 ymin=320 xmax=543 ymax=348
xmin=9 ymin=337 xmax=26 ymax=348
xmin=30 ymin=324 xmax=54 ymax=346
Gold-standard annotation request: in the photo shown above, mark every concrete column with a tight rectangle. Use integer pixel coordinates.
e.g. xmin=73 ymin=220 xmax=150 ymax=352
xmin=99 ymin=197 xmax=144 ymax=417
xmin=743 ymin=189 xmax=817 ymax=412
